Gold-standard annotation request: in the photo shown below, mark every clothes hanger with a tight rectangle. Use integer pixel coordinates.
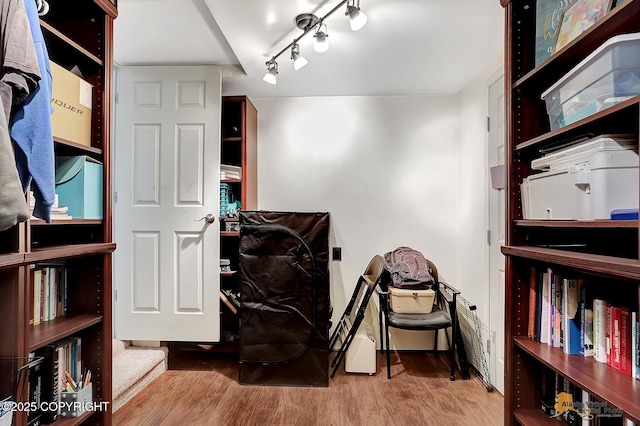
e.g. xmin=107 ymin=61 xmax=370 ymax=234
xmin=36 ymin=0 xmax=49 ymax=16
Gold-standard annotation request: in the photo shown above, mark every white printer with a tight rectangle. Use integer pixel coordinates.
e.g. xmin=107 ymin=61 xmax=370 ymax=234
xmin=521 ymin=135 xmax=638 ymax=220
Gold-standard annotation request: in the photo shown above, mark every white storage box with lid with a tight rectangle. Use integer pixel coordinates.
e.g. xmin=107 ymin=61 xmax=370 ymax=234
xmin=521 ymin=135 xmax=638 ymax=220
xmin=389 ymin=288 xmax=436 ymax=314
xmin=541 ymin=32 xmax=640 ymax=130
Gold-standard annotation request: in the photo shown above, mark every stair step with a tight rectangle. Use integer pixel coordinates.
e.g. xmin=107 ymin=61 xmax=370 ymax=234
xmin=112 ymin=344 xmax=166 ymax=412
xmin=112 ymin=339 xmax=129 ymax=356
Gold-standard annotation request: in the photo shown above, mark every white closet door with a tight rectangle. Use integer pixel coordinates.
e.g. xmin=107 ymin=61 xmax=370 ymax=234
xmin=114 ymin=65 xmax=221 ymax=341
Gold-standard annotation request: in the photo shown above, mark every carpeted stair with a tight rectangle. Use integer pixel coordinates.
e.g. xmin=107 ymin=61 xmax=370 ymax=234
xmin=112 ymin=340 xmax=167 ymax=412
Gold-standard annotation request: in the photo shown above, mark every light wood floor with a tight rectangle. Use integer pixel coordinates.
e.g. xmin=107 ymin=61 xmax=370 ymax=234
xmin=113 ymin=351 xmax=503 ymax=426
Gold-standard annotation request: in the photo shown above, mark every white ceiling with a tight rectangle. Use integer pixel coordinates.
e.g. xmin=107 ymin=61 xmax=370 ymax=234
xmin=113 ymin=0 xmax=504 ymax=98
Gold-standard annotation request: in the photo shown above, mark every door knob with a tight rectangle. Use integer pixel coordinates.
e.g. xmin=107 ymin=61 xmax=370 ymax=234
xmin=195 ymin=214 xmax=215 ymax=224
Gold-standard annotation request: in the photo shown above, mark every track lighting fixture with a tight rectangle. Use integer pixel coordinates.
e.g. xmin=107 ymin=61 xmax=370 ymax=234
xmin=313 ymin=23 xmax=329 ymax=53
xmin=263 ymin=60 xmax=278 ymax=85
xmin=291 ymin=43 xmax=308 ymax=71
xmin=262 ymin=0 xmax=368 ymax=85
xmin=346 ymin=0 xmax=367 ymax=31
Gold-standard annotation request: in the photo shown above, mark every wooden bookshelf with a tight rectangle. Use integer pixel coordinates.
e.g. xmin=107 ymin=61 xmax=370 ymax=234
xmin=0 ymin=2 xmax=117 ymax=425
xmin=501 ymin=0 xmax=640 ymax=424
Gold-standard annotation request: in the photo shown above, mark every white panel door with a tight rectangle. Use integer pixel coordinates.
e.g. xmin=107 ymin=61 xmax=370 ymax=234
xmin=488 ymin=74 xmax=506 ymax=394
xmin=114 ymin=66 xmax=221 ymax=341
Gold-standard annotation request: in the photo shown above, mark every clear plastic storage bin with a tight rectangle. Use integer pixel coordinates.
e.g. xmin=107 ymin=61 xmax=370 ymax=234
xmin=541 ymin=32 xmax=640 ymax=130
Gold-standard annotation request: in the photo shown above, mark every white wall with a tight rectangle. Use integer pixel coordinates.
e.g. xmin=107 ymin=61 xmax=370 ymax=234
xmin=225 ymin=61 xmax=506 ymax=349
xmin=251 ymin=96 xmax=459 ymax=348
xmin=456 ymin=53 xmax=504 ymax=328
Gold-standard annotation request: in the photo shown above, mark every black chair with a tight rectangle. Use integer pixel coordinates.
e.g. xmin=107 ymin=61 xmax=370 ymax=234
xmin=377 ymin=258 xmax=460 ymax=380
xmin=329 ymin=255 xmax=385 ymax=378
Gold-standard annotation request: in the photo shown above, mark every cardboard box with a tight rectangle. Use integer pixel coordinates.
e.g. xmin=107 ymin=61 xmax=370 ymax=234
xmin=55 ymin=156 xmax=103 ymax=219
xmin=50 ymin=61 xmax=93 ymax=146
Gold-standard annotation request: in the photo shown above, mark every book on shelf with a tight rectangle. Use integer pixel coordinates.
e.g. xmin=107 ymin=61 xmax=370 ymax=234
xmin=606 ymin=302 xmax=612 ymax=366
xmin=27 ymin=356 xmax=45 ymax=426
xmin=534 ymin=0 xmax=574 ymax=66
xmin=219 ymin=291 xmax=238 ymax=314
xmin=632 ymin=311 xmax=639 ymax=379
xmin=619 ymin=307 xmax=632 ymax=376
xmin=565 ymin=382 xmax=582 ymax=426
xmin=528 ymin=267 xmax=537 ymax=339
xmin=34 ymin=345 xmax=60 ymax=424
xmin=29 ymin=191 xmax=73 ymax=220
xmin=581 ymin=389 xmax=590 ymax=426
xmin=535 ymin=269 xmax=543 ymax=342
xmin=594 ymin=298 xmax=607 ymax=363
xmin=541 ymin=268 xmax=552 ymax=345
xmin=221 ymin=288 xmax=240 ymax=309
xmin=32 ymin=268 xmax=42 ymax=327
xmin=552 ymin=272 xmax=563 ymax=348
xmin=32 ymin=337 xmax=83 ymax=423
xmin=540 ymin=368 xmax=557 ymax=416
xmin=30 ymin=263 xmax=67 ymax=327
xmin=612 ymin=305 xmax=621 ymax=370
xmin=562 ymin=278 xmax=582 ymax=355
xmin=580 ymin=284 xmax=594 ymax=358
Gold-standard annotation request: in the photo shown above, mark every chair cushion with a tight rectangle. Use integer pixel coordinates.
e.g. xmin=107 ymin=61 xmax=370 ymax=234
xmin=387 ymin=309 xmax=451 ymax=331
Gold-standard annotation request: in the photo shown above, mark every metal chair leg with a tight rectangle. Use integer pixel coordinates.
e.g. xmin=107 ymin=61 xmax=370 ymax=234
xmin=385 ymin=321 xmax=391 ymax=379
xmin=445 ymin=328 xmax=455 ymax=381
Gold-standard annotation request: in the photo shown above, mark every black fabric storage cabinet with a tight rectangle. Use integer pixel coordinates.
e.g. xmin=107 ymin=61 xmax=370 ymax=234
xmin=238 ymin=211 xmax=330 ymax=386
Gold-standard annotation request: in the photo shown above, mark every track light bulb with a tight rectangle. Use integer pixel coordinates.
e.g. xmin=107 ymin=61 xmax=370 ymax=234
xmin=346 ymin=3 xmax=367 ymax=31
xmin=291 ymin=43 xmax=308 ymax=71
xmin=263 ymin=60 xmax=278 ymax=85
xmin=313 ymin=24 xmax=329 ymax=53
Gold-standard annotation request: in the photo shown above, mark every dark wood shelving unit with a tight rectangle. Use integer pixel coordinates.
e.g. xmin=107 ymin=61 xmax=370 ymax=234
xmin=39 ymin=20 xmax=103 ymax=65
xmin=512 ymin=0 xmax=640 ymax=94
xmin=218 ymin=96 xmax=257 ymax=351
xmin=513 ymin=409 xmax=557 ymax=426
xmin=53 ymin=137 xmax=104 ymax=155
xmin=501 ymin=0 xmax=640 ymax=425
xmin=55 ymin=410 xmax=97 ymax=426
xmin=26 ymin=243 xmax=116 ymax=263
xmin=502 ymin=246 xmax=640 ymax=280
xmin=30 ymin=219 xmax=104 ymax=226
xmin=0 ymin=1 xmax=116 ymax=425
xmin=220 ymin=231 xmax=240 ymax=238
xmin=222 ymin=136 xmax=242 ymax=142
xmin=29 ymin=315 xmax=103 ymax=351
xmin=515 ymin=219 xmax=637 ymax=228
xmin=515 ymin=338 xmax=640 ymax=423
xmin=0 ymin=253 xmax=26 ymax=269
xmin=514 ymin=98 xmax=640 ymax=151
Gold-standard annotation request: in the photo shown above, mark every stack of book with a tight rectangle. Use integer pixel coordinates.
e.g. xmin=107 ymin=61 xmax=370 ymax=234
xmin=32 ymin=336 xmax=83 ymax=424
xmin=31 ymin=263 xmax=68 ymax=327
xmin=528 ymin=267 xmax=640 ymax=380
xmin=29 ymin=192 xmax=72 ymax=220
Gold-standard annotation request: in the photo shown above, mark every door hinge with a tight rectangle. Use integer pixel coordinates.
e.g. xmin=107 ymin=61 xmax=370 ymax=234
xmin=487 ymin=229 xmax=492 ymax=245
xmin=487 ymin=339 xmax=491 ymax=354
xmin=486 ymin=116 xmax=490 ymax=132
xmin=115 ymin=92 xmax=119 ymax=104
xmin=114 ymin=191 xmax=118 ymax=203
xmin=114 ymin=290 xmax=117 ymax=301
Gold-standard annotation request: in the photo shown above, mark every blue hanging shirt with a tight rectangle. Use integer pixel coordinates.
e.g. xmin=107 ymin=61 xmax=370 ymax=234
xmin=11 ymin=0 xmax=55 ymax=222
